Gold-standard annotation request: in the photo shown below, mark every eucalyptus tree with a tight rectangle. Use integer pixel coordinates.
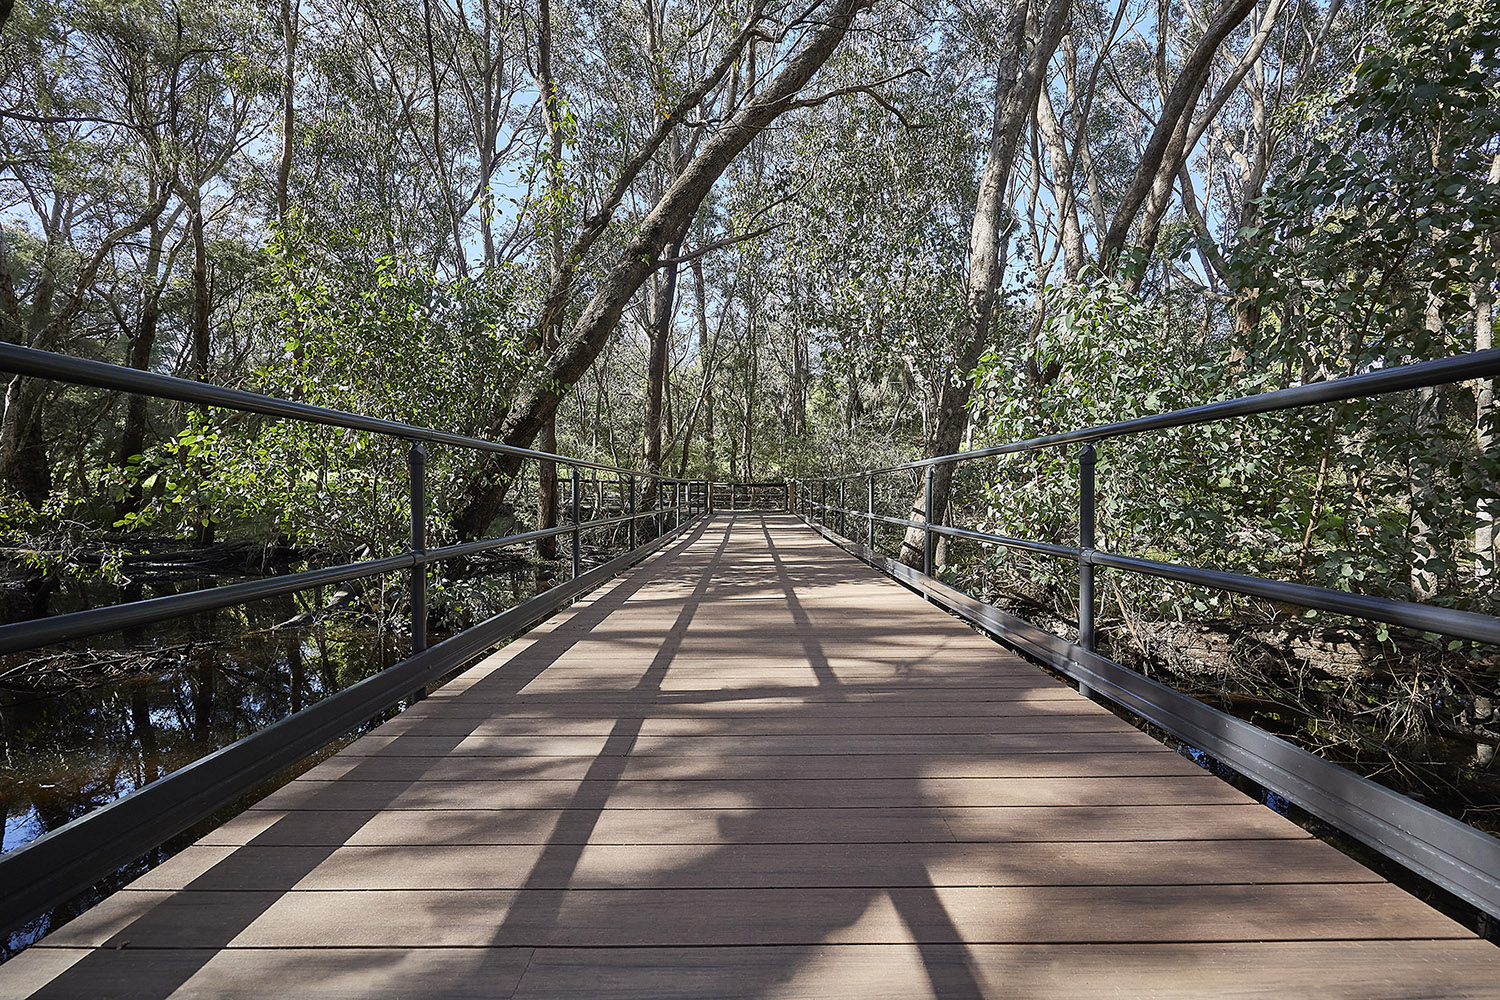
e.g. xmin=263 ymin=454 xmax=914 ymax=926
xmin=450 ymin=0 xmax=878 ymax=538
xmin=0 ymin=0 xmax=253 ymax=502
xmin=891 ymin=0 xmax=1070 ymax=567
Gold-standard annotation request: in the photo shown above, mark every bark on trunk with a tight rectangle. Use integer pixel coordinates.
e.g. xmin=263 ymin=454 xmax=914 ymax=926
xmin=1099 ymin=0 xmax=1257 ymax=276
xmin=450 ymin=0 xmax=869 ymax=538
xmin=0 ymin=376 xmax=51 ymax=504
xmin=644 ymin=237 xmax=684 ymax=480
xmin=189 ymin=196 xmax=211 ymax=378
xmin=1474 ymin=277 xmax=1496 ymax=586
xmin=898 ymin=0 xmax=1070 ymax=567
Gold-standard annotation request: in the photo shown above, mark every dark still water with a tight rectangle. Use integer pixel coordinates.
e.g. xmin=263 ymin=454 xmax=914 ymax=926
xmin=0 ymin=544 xmax=581 ymax=956
xmin=0 ymin=612 xmax=405 ymax=854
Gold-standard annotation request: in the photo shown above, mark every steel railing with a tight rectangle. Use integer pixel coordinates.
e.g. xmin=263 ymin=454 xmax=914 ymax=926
xmin=798 ymin=347 xmax=1500 ymax=921
xmin=0 ymin=342 xmax=710 ymax=934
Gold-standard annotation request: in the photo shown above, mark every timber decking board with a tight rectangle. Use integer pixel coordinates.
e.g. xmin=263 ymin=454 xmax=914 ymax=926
xmin=4 ymin=513 xmax=1497 ymax=999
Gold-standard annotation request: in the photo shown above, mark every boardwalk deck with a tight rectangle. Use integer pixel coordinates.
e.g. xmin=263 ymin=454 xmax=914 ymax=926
xmin=5 ymin=514 xmax=1499 ymax=998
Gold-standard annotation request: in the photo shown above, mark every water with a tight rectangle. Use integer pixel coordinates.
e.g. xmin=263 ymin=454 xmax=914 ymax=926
xmin=0 ymin=614 xmax=405 ymax=854
xmin=0 ymin=543 xmax=586 ymax=858
xmin=0 ymin=530 xmax=615 ymax=960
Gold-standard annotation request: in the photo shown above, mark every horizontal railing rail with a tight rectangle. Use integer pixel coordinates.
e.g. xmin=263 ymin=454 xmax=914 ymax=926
xmin=797 ymin=348 xmax=1500 ymax=921
xmin=0 ymin=344 xmax=712 ymax=935
xmin=849 ymin=348 xmax=1500 ymax=474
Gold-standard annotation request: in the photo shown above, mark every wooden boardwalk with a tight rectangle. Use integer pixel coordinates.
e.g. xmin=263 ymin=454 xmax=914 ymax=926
xmin=5 ymin=514 xmax=1499 ymax=998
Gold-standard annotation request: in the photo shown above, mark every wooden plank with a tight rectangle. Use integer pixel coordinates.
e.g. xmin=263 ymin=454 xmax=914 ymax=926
xmin=506 ymin=942 xmax=1500 ymax=1000
xmin=371 ymin=712 xmax=1134 ymax=738
xmin=202 ymin=804 xmax=1310 ymax=849
xmin=337 ymin=731 xmax=1159 ymax=757
xmin=250 ymin=774 xmax=1250 ymax=812
xmin=108 ymin=883 xmax=1463 ymax=948
xmin=41 ymin=884 xmax=1467 ymax=950
xmin=394 ymin=695 xmax=1105 ymax=719
xmin=0 ymin=947 xmax=531 ymax=1000
xmin=137 ymin=838 xmax=1379 ymax=892
xmin=299 ymin=750 xmax=1205 ymax=783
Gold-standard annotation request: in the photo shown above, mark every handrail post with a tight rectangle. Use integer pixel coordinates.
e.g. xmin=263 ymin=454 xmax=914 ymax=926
xmin=571 ymin=466 xmax=582 ymax=579
xmin=627 ymin=473 xmax=636 ymax=548
xmin=867 ymin=474 xmax=875 ymax=550
xmin=674 ymin=481 xmax=682 ymax=531
xmin=839 ymin=479 xmax=846 ymax=538
xmin=408 ymin=443 xmax=428 ymax=702
xmin=1078 ymin=443 xmax=1097 ymax=697
xmin=923 ymin=465 xmax=934 ymax=577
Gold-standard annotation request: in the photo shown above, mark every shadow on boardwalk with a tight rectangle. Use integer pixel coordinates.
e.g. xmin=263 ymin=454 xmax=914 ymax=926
xmin=6 ymin=515 xmax=1496 ymax=998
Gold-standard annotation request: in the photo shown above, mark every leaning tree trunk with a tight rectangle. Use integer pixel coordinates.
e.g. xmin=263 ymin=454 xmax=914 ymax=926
xmin=898 ymin=0 xmax=1070 ymax=568
xmin=1099 ymin=0 xmax=1258 ymax=280
xmin=449 ymin=0 xmax=870 ymax=538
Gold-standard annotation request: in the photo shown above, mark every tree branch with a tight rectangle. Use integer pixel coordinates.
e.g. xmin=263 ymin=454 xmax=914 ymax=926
xmin=657 ymin=222 xmax=788 ymax=266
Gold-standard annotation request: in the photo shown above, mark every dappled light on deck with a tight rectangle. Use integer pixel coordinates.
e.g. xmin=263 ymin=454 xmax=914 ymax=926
xmin=2 ymin=515 xmax=1497 ymax=998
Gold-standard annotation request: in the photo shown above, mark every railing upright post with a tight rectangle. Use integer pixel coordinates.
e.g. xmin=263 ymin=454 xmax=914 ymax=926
xmin=674 ymin=481 xmax=681 ymax=531
xmin=408 ymin=443 xmax=428 ymax=658
xmin=867 ymin=474 xmax=875 ymax=550
xmin=407 ymin=443 xmax=428 ymax=703
xmin=1078 ymin=443 xmax=1097 ymax=696
xmin=839 ymin=479 xmax=846 ymax=537
xmin=627 ymin=474 xmax=636 ymax=549
xmin=923 ymin=465 xmax=934 ymax=578
xmin=571 ymin=465 xmax=582 ymax=580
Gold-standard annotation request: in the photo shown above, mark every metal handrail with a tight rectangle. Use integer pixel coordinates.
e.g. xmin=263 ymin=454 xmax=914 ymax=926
xmin=0 ymin=344 xmax=711 ymax=934
xmin=0 ymin=342 xmax=662 ymax=476
xmin=0 ymin=510 xmax=672 ymax=655
xmin=797 ymin=348 xmax=1500 ymax=921
xmin=803 ymin=499 xmax=1500 ymax=646
xmin=817 ymin=347 xmax=1500 ymax=476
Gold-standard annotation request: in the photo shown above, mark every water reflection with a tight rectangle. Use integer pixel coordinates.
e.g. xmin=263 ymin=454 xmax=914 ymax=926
xmin=0 ymin=551 xmax=571 ymax=861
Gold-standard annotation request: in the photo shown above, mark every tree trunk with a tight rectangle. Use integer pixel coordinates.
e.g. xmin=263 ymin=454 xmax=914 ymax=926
xmin=532 ymin=0 xmax=565 ymax=555
xmin=742 ymin=319 xmax=756 ymax=480
xmin=116 ymin=210 xmax=178 ymax=518
xmin=899 ymin=0 xmax=1070 ymax=568
xmin=1099 ymin=0 xmax=1257 ymax=277
xmin=1474 ymin=276 xmax=1497 ymax=586
xmin=1409 ymin=293 xmax=1446 ymax=601
xmin=450 ymin=0 xmax=869 ymax=538
xmin=189 ymin=197 xmax=211 ymax=378
xmin=537 ymin=417 xmax=559 ymax=559
xmin=0 ymin=376 xmax=51 ymax=504
xmin=644 ymin=240 xmax=683 ymax=478
xmin=277 ymin=0 xmax=298 ymax=227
